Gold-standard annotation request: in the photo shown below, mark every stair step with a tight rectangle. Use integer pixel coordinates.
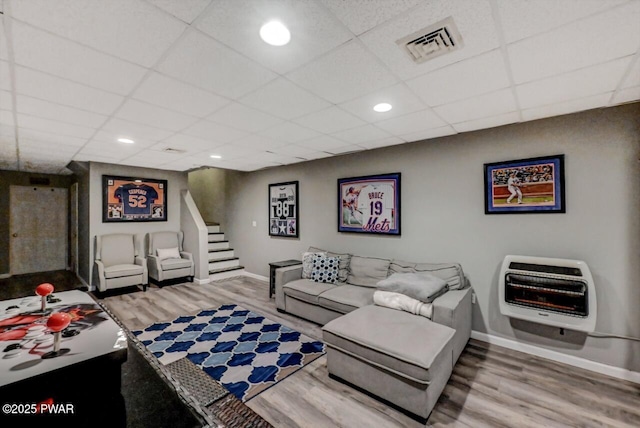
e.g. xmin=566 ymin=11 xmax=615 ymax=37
xmin=209 ymin=249 xmax=235 ymax=260
xmin=209 ymin=265 xmax=244 ymax=275
xmin=208 ymin=258 xmax=240 ymax=270
xmin=208 ymin=241 xmax=230 ymax=251
xmin=206 ymin=224 xmax=220 ymax=233
xmin=208 ymin=233 xmax=225 ymax=242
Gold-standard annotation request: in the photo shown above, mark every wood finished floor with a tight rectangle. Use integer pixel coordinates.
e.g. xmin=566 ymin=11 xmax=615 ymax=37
xmin=100 ymin=277 xmax=640 ymax=428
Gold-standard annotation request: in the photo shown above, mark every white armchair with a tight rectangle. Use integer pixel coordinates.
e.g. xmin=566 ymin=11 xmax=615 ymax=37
xmin=95 ymin=233 xmax=148 ymax=292
xmin=147 ymin=231 xmax=194 ymax=284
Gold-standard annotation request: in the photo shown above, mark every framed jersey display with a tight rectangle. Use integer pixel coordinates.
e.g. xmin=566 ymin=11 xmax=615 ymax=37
xmin=484 ymin=154 xmax=565 ymax=214
xmin=338 ymin=173 xmax=401 ymax=235
xmin=103 ymin=175 xmax=167 ymax=222
xmin=269 ymin=181 xmax=299 ymax=238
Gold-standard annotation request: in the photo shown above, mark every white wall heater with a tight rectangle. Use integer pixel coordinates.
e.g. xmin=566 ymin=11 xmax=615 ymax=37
xmin=499 ymin=255 xmax=596 ymax=333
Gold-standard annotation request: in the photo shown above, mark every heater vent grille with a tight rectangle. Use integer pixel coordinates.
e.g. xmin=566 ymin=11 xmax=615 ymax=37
xmin=396 ymin=17 xmax=463 ymax=64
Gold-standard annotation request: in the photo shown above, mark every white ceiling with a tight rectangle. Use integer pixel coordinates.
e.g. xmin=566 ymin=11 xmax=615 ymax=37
xmin=0 ymin=0 xmax=638 ymax=174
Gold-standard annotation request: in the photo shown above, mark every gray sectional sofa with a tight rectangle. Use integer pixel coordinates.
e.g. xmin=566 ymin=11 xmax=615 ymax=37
xmin=274 ymin=247 xmax=472 ymax=421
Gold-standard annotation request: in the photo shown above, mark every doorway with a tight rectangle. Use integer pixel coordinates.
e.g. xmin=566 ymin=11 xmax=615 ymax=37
xmin=9 ymin=185 xmax=68 ymax=275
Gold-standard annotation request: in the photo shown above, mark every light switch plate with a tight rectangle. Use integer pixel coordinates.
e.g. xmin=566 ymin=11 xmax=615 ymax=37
xmin=252 ymin=221 xmax=257 ymax=227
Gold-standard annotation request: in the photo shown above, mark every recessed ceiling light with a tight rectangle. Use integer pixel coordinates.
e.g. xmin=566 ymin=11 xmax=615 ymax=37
xmin=210 ymin=155 xmax=222 ymax=159
xmin=260 ymin=21 xmax=290 ymax=46
xmin=134 ymin=180 xmax=142 ymax=183
xmin=373 ymin=103 xmax=392 ymax=113
xmin=117 ymin=138 xmax=135 ymax=144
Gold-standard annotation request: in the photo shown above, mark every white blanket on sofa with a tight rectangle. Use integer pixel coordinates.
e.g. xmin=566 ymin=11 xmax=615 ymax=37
xmin=373 ymin=290 xmax=433 ymax=319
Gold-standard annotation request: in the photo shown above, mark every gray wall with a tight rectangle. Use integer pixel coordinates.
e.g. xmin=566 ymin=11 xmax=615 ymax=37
xmin=0 ymin=170 xmax=74 ymax=275
xmin=188 ymin=167 xmax=232 ymax=230
xmin=88 ymin=162 xmax=189 ymax=286
xmin=208 ymin=103 xmax=640 ymax=372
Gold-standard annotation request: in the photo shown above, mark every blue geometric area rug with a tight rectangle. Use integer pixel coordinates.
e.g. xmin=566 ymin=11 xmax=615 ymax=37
xmin=133 ymin=304 xmax=325 ymax=402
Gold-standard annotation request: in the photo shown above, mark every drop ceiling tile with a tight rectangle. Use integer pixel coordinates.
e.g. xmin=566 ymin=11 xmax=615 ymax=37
xmin=17 ymin=113 xmax=95 ymax=139
xmin=0 ymin=90 xmax=12 ymax=110
xmin=406 ymin=50 xmax=510 ymax=107
xmin=132 ymin=72 xmax=230 ymax=118
xmin=320 ymin=0 xmax=421 ymax=35
xmin=14 ymin=65 xmax=123 ymax=115
xmin=116 ymin=99 xmax=199 ymax=132
xmin=240 ymin=78 xmax=331 ymax=120
xmin=621 ymin=58 xmax=640 ymax=89
xmin=78 ymin=140 xmax=139 ymax=159
xmin=18 ymin=128 xmax=89 ymax=148
xmin=10 ymin=21 xmax=147 ymax=95
xmin=0 ymin=110 xmax=13 ymax=127
xmin=0 ymin=19 xmax=6 ymax=59
xmin=400 ymin=126 xmax=456 ymax=143
xmin=359 ymin=0 xmax=499 ymax=80
xmin=375 ymin=109 xmax=447 ymax=135
xmin=522 ymin=93 xmax=612 ymax=122
xmin=508 ymin=2 xmax=640 ymax=84
xmin=158 ymin=30 xmax=277 ymax=99
xmin=293 ymin=106 xmax=366 ymax=134
xmin=0 ymin=123 xmax=15 ymax=139
xmin=196 ymin=0 xmax=353 ymax=74
xmin=287 ymin=41 xmax=398 ymax=104
xmin=357 ymin=136 xmax=406 ymax=150
xmin=612 ymin=86 xmax=640 ymax=105
xmin=147 ymin=0 xmax=211 ymax=23
xmin=259 ymin=121 xmax=320 ymax=144
xmin=0 ymin=61 xmax=10 ymax=91
xmin=157 ymin=155 xmax=207 ymax=171
xmin=19 ymin=157 xmax=69 ymax=174
xmin=18 ymin=141 xmax=80 ymax=155
xmin=208 ymin=103 xmax=283 ymax=133
xmin=0 ymin=157 xmax=18 ymax=171
xmin=206 ymin=144 xmax=262 ymax=160
xmin=297 ymin=135 xmax=347 ymax=151
xmin=100 ymin=118 xmax=174 ymax=143
xmin=162 ymin=133 xmax=225 ymax=151
xmin=118 ymin=157 xmax=168 ymax=168
xmin=453 ymin=112 xmax=520 ymax=133
xmin=331 ymin=124 xmax=392 ymax=144
xmin=325 ymin=144 xmax=366 ymax=155
xmin=10 ymin=0 xmax=187 ymax=67
xmin=496 ymin=0 xmax=626 ymax=44
xmin=241 ymin=151 xmax=286 ymax=164
xmin=183 ymin=119 xmax=249 ymax=144
xmin=16 ymin=95 xmax=107 ymax=128
xmin=433 ymin=88 xmax=517 ymax=124
xmin=233 ymin=134 xmax=288 ymax=151
xmin=268 ymin=144 xmax=322 ymax=158
xmin=516 ymin=57 xmax=631 ymax=110
xmin=297 ymin=151 xmax=333 ymax=161
xmin=339 ymin=83 xmax=427 ymax=122
xmin=73 ymin=153 xmax=124 ymax=163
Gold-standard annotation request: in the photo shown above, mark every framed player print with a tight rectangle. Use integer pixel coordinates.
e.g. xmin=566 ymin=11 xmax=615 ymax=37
xmin=102 ymin=175 xmax=168 ymax=222
xmin=484 ymin=154 xmax=565 ymax=214
xmin=269 ymin=181 xmax=299 ymax=238
xmin=338 ymin=173 xmax=401 ymax=235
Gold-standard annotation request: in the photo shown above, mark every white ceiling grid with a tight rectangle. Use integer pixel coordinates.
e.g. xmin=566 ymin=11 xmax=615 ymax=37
xmin=0 ymin=0 xmax=637 ymax=174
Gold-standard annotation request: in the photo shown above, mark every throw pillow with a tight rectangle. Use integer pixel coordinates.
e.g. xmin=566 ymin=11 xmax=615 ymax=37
xmin=157 ymin=247 xmax=181 ymax=261
xmin=311 ymin=254 xmax=339 ymax=284
xmin=377 ymin=272 xmax=448 ymax=303
xmin=301 ymin=251 xmax=326 ymax=279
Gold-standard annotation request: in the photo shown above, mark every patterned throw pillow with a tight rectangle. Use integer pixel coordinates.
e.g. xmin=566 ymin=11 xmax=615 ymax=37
xmin=301 ymin=251 xmax=326 ymax=279
xmin=311 ymin=254 xmax=340 ymax=284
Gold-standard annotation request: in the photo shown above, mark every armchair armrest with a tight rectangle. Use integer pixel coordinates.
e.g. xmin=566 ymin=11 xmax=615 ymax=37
xmin=432 ymin=287 xmax=472 ymax=363
xmin=180 ymin=251 xmax=193 ymax=261
xmin=135 ymin=256 xmax=148 ymax=284
xmin=94 ymin=260 xmax=106 ymax=292
xmin=275 ymin=265 xmax=302 ymax=310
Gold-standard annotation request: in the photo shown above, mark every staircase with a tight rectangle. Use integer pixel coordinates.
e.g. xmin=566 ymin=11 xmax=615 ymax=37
xmin=207 ymin=224 xmax=244 ymax=280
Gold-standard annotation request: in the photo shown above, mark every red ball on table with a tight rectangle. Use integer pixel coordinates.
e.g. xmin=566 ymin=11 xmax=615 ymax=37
xmin=47 ymin=312 xmax=71 ymax=332
xmin=36 ymin=283 xmax=54 ymax=297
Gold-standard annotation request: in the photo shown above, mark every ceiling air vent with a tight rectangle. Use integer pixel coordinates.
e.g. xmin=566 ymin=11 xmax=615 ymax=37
xmin=163 ymin=148 xmax=187 ymax=154
xmin=396 ymin=17 xmax=463 ymax=64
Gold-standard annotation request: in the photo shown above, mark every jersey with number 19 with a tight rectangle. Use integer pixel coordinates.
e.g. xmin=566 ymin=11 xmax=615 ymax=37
xmin=357 ymin=184 xmax=394 ymax=227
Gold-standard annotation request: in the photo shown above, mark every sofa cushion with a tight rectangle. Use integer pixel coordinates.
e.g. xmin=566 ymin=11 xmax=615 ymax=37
xmin=311 ymin=254 xmax=340 ymax=284
xmin=327 ymin=251 xmax=351 ymax=283
xmin=377 ymin=272 xmax=448 ymax=303
xmin=390 ymin=260 xmax=465 ymax=290
xmin=347 ymin=256 xmax=390 ymax=287
xmin=322 ymin=305 xmax=455 ymax=383
xmin=161 ymin=258 xmax=192 ymax=271
xmin=317 ymin=285 xmax=375 ymax=314
xmin=104 ymin=264 xmax=144 ymax=279
xmin=283 ymin=279 xmax=337 ymax=305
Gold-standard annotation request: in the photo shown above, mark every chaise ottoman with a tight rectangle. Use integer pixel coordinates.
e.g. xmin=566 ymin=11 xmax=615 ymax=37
xmin=322 ymin=305 xmax=455 ymax=421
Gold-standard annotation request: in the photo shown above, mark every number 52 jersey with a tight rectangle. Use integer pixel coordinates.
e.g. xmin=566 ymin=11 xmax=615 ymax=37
xmin=114 ymin=183 xmax=159 ymax=215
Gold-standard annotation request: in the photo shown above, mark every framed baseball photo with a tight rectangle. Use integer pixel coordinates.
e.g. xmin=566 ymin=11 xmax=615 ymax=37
xmin=103 ymin=175 xmax=167 ymax=222
xmin=338 ymin=173 xmax=401 ymax=235
xmin=484 ymin=154 xmax=565 ymax=214
xmin=269 ymin=181 xmax=299 ymax=238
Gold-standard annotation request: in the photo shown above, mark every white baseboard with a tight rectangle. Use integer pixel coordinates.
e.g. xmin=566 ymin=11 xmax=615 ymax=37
xmin=194 ymin=277 xmax=212 ymax=285
xmin=471 ymin=331 xmax=640 ymax=384
xmin=0 ymin=273 xmax=11 ymax=279
xmin=242 ymin=271 xmax=269 ymax=282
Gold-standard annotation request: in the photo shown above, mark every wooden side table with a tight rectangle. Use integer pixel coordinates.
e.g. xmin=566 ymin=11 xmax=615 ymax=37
xmin=269 ymin=259 xmax=302 ymax=298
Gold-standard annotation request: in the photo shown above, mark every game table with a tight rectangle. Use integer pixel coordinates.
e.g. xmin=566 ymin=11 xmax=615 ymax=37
xmin=0 ymin=290 xmax=127 ymax=423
